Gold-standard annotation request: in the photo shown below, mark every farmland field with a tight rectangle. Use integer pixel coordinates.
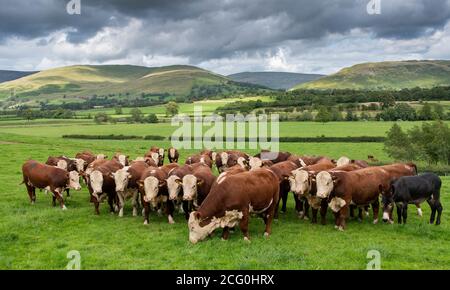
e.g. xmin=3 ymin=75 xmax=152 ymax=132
xmin=0 ymin=120 xmax=449 ymax=270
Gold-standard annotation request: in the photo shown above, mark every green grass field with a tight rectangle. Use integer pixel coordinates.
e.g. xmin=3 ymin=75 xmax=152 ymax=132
xmin=0 ymin=121 xmax=449 ymax=269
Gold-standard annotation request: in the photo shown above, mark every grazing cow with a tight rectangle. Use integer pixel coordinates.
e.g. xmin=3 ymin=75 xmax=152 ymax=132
xmin=112 ymin=161 xmax=149 ymax=217
xmin=248 ymin=156 xmax=273 ymax=170
xmin=22 ymin=160 xmax=81 ymax=209
xmin=290 ymin=163 xmax=361 ymax=224
xmin=200 ymin=150 xmax=217 ymax=164
xmin=138 ymin=167 xmax=174 ymax=224
xmin=112 ymin=153 xmax=129 ymax=166
xmin=254 ymin=150 xmax=291 ymax=164
xmin=167 ymin=147 xmax=179 ymax=163
xmin=315 ymin=163 xmax=416 ymax=230
xmin=185 ymin=153 xmax=213 ymax=168
xmin=269 ymin=161 xmax=300 ymax=218
xmin=218 ymin=150 xmax=249 ymax=172
xmin=45 ymin=156 xmax=84 ymax=196
xmin=188 ymin=168 xmax=280 ymax=243
xmin=382 ymin=173 xmax=443 ymax=225
xmin=88 ymin=160 xmax=123 ymax=215
xmin=182 ymin=165 xmax=216 ymax=216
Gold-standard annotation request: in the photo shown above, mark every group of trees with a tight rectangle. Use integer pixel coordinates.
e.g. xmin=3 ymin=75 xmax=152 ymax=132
xmin=18 ymin=108 xmax=75 ymax=120
xmin=384 ymin=121 xmax=450 ymax=165
xmin=94 ymin=108 xmax=159 ymax=124
xmin=376 ymin=102 xmax=447 ymax=121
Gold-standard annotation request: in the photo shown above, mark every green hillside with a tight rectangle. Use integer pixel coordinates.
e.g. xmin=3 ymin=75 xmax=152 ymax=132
xmin=0 ymin=64 xmax=248 ymax=101
xmin=228 ymin=71 xmax=324 ymax=90
xmin=293 ymin=60 xmax=450 ymax=90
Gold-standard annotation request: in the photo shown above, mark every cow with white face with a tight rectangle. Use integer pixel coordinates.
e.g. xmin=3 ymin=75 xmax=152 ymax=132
xmin=336 ymin=156 xmax=351 ymax=167
xmin=96 ymin=154 xmax=107 ymax=160
xmin=112 ymin=166 xmax=139 ymax=217
xmin=138 ymin=167 xmax=174 ymax=224
xmin=249 ymin=157 xmax=263 ymax=170
xmin=167 ymin=147 xmax=179 ymax=163
xmin=289 ymin=168 xmax=312 ymax=197
xmin=113 ymin=153 xmax=129 ymax=167
xmin=68 ymin=171 xmax=82 ymax=191
xmin=182 ymin=166 xmax=216 ymax=216
xmin=315 ymin=171 xmax=336 ymax=199
xmin=71 ymin=158 xmax=86 ymax=173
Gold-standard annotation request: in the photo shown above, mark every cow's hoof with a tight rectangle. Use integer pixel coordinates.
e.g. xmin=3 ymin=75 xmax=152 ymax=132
xmin=334 ymin=225 xmax=338 ymax=229
xmin=337 ymin=226 xmax=345 ymax=231
xmin=62 ymin=205 xmax=67 ymax=210
xmin=303 ymin=216 xmax=309 ymax=221
xmin=388 ymin=220 xmax=394 ymax=224
xmin=264 ymin=232 xmax=270 ymax=238
xmin=373 ymin=219 xmax=378 ymax=224
xmin=243 ymin=237 xmax=251 ymax=243
xmin=143 ymin=220 xmax=148 ymax=225
xmin=417 ymin=208 xmax=423 ymax=217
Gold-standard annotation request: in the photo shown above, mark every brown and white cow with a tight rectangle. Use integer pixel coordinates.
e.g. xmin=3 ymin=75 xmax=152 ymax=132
xmin=185 ymin=153 xmax=213 ymax=168
xmin=22 ymin=160 xmax=81 ymax=209
xmin=248 ymin=156 xmax=273 ymax=170
xmin=290 ymin=163 xmax=362 ymax=224
xmin=254 ymin=150 xmax=291 ymax=164
xmin=88 ymin=160 xmax=123 ymax=215
xmin=75 ymin=151 xmax=96 ymax=170
xmin=188 ymin=168 xmax=280 ymax=243
xmin=217 ymin=150 xmax=249 ymax=172
xmin=112 ymin=161 xmax=149 ymax=217
xmin=112 ymin=153 xmax=130 ymax=166
xmin=182 ymin=165 xmax=216 ymax=216
xmin=145 ymin=146 xmax=165 ymax=166
xmin=167 ymin=147 xmax=179 ymax=163
xmin=315 ymin=163 xmax=416 ymax=230
xmin=336 ymin=156 xmax=369 ymax=168
xmin=269 ymin=160 xmax=301 ymax=218
xmin=138 ymin=167 xmax=174 ymax=224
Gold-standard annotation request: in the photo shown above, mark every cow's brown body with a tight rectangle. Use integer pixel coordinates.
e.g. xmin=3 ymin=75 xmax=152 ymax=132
xmin=88 ymin=160 xmax=124 ymax=215
xmin=188 ymin=168 xmax=280 ymax=243
xmin=269 ymin=161 xmax=300 ymax=217
xmin=327 ymin=163 xmax=416 ymax=230
xmin=22 ymin=160 xmax=70 ymax=208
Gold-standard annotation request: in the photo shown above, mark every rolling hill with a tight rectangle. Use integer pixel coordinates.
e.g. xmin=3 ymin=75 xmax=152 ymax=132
xmin=228 ymin=71 xmax=324 ymax=90
xmin=293 ymin=60 xmax=450 ymax=90
xmin=0 ymin=70 xmax=37 ymax=83
xmin=0 ymin=65 xmax=261 ymax=102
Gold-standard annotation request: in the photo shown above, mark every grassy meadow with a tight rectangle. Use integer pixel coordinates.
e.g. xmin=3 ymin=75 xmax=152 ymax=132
xmin=0 ymin=120 xmax=449 ymax=270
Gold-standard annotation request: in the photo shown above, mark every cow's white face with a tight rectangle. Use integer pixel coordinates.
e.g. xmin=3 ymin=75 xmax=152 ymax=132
xmin=167 ymin=175 xmax=182 ymax=200
xmin=143 ymin=176 xmax=160 ymax=205
xmin=90 ymin=170 xmax=103 ymax=195
xmin=113 ymin=167 xmax=130 ymax=192
xmin=211 ymin=152 xmax=217 ymax=163
xmin=151 ymin=152 xmax=159 ymax=165
xmin=158 ymin=148 xmax=164 ymax=157
xmin=316 ymin=171 xmax=334 ymax=199
xmin=74 ymin=158 xmax=85 ymax=172
xmin=182 ymin=174 xmax=198 ymax=201
xmin=57 ymin=159 xmax=68 ymax=170
xmin=289 ymin=169 xmax=310 ymax=196
xmin=336 ymin=156 xmax=351 ymax=167
xmin=237 ymin=157 xmax=247 ymax=169
xmin=169 ymin=148 xmax=176 ymax=158
xmin=96 ymin=154 xmax=106 ymax=160
xmin=220 ymin=152 xmax=229 ymax=167
xmin=68 ymin=171 xmax=81 ymax=190
xmin=249 ymin=157 xmax=262 ymax=170
xmin=117 ymin=155 xmax=127 ymax=166
xmin=328 ymin=197 xmax=346 ymax=212
xmin=188 ymin=210 xmax=243 ymax=244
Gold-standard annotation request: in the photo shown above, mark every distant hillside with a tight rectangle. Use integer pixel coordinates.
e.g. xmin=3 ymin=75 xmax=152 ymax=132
xmin=0 ymin=65 xmax=264 ymax=102
xmin=228 ymin=71 xmax=324 ymax=90
xmin=0 ymin=70 xmax=37 ymax=83
xmin=294 ymin=60 xmax=450 ymax=90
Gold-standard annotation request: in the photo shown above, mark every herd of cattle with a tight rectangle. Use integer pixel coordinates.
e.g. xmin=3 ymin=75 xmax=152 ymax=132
xmin=21 ymin=147 xmax=443 ymax=244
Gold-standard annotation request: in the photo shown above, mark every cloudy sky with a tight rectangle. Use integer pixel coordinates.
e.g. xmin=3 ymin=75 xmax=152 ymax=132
xmin=1 ymin=0 xmax=450 ymax=75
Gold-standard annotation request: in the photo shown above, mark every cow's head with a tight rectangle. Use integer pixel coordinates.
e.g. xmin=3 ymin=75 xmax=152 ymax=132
xmin=211 ymin=152 xmax=217 ymax=164
xmin=289 ymin=168 xmax=312 ymax=197
xmin=96 ymin=154 xmax=107 ymax=160
xmin=68 ymin=171 xmax=81 ymax=191
xmin=249 ymin=157 xmax=262 ymax=170
xmin=112 ymin=167 xmax=131 ymax=192
xmin=315 ymin=171 xmax=338 ymax=199
xmin=336 ymin=156 xmax=351 ymax=167
xmin=237 ymin=157 xmax=249 ymax=170
xmin=328 ymin=197 xmax=346 ymax=212
xmin=73 ymin=158 xmax=85 ymax=172
xmin=188 ymin=210 xmax=243 ymax=244
xmin=117 ymin=154 xmax=129 ymax=166
xmin=57 ymin=159 xmax=68 ymax=170
xmin=151 ymin=152 xmax=159 ymax=166
xmin=182 ymin=174 xmax=203 ymax=201
xmin=141 ymin=176 xmax=165 ymax=206
xmin=220 ymin=152 xmax=229 ymax=168
xmin=167 ymin=175 xmax=182 ymax=200
xmin=158 ymin=148 xmax=164 ymax=157
xmin=169 ymin=148 xmax=176 ymax=159
xmin=89 ymin=170 xmax=104 ymax=197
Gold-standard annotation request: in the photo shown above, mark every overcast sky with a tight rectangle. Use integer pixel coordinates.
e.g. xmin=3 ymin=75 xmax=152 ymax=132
xmin=1 ymin=0 xmax=450 ymax=75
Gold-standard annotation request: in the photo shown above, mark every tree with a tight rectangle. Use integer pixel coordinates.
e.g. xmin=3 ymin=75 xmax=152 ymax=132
xmin=315 ymin=106 xmax=331 ymax=123
xmin=345 ymin=110 xmax=357 ymax=121
xmin=379 ymin=94 xmax=396 ymax=109
xmin=383 ymin=123 xmax=416 ymax=161
xmin=145 ymin=113 xmax=158 ymax=123
xmin=330 ymin=107 xmax=343 ymax=121
xmin=130 ymin=108 xmax=143 ymax=123
xmin=166 ymin=101 xmax=179 ymax=116
xmin=432 ymin=104 xmax=445 ymax=120
xmin=418 ymin=103 xmax=433 ymax=120
xmin=115 ymin=107 xmax=123 ymax=115
xmin=94 ymin=112 xmax=109 ymax=124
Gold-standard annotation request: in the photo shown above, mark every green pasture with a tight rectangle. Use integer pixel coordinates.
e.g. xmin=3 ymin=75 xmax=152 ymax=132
xmin=0 ymin=120 xmax=449 ymax=269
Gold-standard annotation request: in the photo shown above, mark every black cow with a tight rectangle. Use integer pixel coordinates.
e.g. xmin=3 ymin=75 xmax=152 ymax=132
xmin=382 ymin=173 xmax=443 ymax=225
